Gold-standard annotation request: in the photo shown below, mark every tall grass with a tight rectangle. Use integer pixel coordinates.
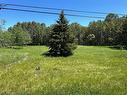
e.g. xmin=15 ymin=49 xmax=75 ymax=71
xmin=0 ymin=46 xmax=127 ymax=95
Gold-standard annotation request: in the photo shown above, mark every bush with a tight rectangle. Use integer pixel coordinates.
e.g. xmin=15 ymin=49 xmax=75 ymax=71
xmin=0 ymin=31 xmax=14 ymax=47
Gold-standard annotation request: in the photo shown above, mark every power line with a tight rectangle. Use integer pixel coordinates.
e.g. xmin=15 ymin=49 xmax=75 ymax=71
xmin=0 ymin=7 xmax=105 ymax=19
xmin=1 ymin=3 xmax=126 ymax=16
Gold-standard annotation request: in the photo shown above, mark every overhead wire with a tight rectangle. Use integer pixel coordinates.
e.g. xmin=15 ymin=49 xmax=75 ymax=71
xmin=0 ymin=7 xmax=105 ymax=19
xmin=1 ymin=3 xmax=126 ymax=16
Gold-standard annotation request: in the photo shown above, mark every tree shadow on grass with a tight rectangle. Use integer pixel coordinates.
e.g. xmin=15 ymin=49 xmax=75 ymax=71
xmin=109 ymin=45 xmax=127 ymax=50
xmin=42 ymin=51 xmax=73 ymax=57
xmin=6 ymin=46 xmax=23 ymax=50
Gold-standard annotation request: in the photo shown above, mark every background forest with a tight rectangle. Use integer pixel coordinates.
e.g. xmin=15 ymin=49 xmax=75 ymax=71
xmin=0 ymin=13 xmax=127 ymax=49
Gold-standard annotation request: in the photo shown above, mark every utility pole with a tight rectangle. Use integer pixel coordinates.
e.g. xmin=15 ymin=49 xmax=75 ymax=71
xmin=0 ymin=4 xmax=3 ymax=10
xmin=0 ymin=4 xmax=6 ymax=30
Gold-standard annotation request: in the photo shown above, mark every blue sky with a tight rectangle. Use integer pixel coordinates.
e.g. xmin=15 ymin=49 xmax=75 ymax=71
xmin=0 ymin=0 xmax=127 ymax=29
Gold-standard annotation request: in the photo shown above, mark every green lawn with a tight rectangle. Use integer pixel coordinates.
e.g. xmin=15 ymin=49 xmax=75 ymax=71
xmin=0 ymin=46 xmax=127 ymax=95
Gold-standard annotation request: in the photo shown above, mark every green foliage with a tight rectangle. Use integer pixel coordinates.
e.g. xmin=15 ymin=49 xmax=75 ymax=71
xmin=105 ymin=13 xmax=119 ymax=22
xmin=8 ymin=21 xmax=47 ymax=45
xmin=0 ymin=31 xmax=14 ymax=47
xmin=9 ymin=27 xmax=31 ymax=46
xmin=48 ymin=11 xmax=76 ymax=56
xmin=121 ymin=16 xmax=127 ymax=45
xmin=87 ymin=14 xmax=126 ymax=46
xmin=1 ymin=13 xmax=127 ymax=47
xmin=69 ymin=23 xmax=87 ymax=45
xmin=87 ymin=34 xmax=96 ymax=45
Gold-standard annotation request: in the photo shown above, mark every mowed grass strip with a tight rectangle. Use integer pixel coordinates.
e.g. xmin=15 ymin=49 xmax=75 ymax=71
xmin=0 ymin=46 xmax=127 ymax=95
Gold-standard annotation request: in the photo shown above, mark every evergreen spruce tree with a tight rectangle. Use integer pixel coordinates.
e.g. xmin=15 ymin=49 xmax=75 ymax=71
xmin=48 ymin=10 xmax=76 ymax=56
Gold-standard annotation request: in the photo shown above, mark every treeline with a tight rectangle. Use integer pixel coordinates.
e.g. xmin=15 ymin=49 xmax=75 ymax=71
xmin=0 ymin=13 xmax=127 ymax=48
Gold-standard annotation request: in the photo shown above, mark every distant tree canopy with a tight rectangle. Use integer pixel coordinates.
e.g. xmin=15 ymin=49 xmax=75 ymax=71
xmin=8 ymin=21 xmax=47 ymax=45
xmin=8 ymin=27 xmax=31 ymax=46
xmin=0 ymin=13 xmax=127 ymax=49
xmin=105 ymin=13 xmax=119 ymax=22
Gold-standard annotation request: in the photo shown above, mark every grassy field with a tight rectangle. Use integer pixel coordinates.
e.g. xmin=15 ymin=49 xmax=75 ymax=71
xmin=0 ymin=46 xmax=127 ymax=95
